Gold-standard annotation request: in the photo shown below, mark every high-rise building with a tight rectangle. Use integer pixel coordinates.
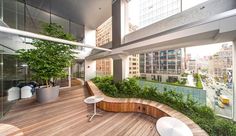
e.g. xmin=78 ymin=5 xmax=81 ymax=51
xmin=209 ymin=43 xmax=232 ymax=80
xmin=139 ymin=0 xmax=181 ymax=27
xmin=96 ymin=18 xmax=113 ymax=76
xmin=138 ymin=0 xmax=183 ymax=82
xmin=140 ymin=49 xmax=183 ymax=82
xmin=96 ymin=17 xmax=139 ymax=77
xmin=188 ymin=59 xmax=197 ymax=73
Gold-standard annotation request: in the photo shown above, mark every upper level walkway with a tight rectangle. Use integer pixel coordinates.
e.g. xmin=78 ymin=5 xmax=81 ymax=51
xmin=0 ymin=85 xmax=158 ymax=136
xmin=87 ymin=0 xmax=236 ymax=60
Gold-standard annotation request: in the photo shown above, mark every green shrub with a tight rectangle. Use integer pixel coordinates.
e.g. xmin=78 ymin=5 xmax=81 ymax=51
xmin=91 ymin=76 xmax=236 ymax=136
xmin=212 ymin=118 xmax=236 ymax=136
xmin=194 ymin=74 xmax=203 ymax=89
xmin=115 ymin=78 xmax=141 ymax=97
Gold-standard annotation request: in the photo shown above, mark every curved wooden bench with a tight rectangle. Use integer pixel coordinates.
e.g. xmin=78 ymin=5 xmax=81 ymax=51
xmin=86 ymin=81 xmax=208 ymax=136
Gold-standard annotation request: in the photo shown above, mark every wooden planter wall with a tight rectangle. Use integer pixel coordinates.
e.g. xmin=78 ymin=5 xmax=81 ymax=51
xmin=85 ymin=81 xmax=208 ymax=136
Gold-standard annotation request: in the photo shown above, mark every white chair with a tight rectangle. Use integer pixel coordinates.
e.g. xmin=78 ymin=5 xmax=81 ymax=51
xmin=21 ymin=86 xmax=32 ymax=98
xmin=7 ymin=87 xmax=20 ymax=101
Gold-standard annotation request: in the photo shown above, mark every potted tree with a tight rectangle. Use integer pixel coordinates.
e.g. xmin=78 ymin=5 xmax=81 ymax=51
xmin=17 ymin=23 xmax=76 ymax=103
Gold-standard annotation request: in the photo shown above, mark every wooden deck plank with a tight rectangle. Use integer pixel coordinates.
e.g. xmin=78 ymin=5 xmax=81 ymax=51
xmin=1 ymin=85 xmax=158 ymax=136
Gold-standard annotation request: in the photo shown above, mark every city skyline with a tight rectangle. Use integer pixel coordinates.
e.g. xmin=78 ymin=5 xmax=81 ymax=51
xmin=186 ymin=42 xmax=232 ymax=59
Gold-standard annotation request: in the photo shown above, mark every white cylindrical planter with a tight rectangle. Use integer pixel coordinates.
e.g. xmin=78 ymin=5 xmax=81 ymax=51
xmin=7 ymin=87 xmax=20 ymax=101
xmin=21 ymin=86 xmax=33 ymax=98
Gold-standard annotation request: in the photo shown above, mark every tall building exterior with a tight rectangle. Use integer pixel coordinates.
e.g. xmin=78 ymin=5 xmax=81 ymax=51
xmin=188 ymin=59 xmax=197 ymax=73
xmin=138 ymin=0 xmax=183 ymax=82
xmin=96 ymin=17 xmax=139 ymax=77
xmin=139 ymin=0 xmax=181 ymax=27
xmin=140 ymin=49 xmax=183 ymax=82
xmin=96 ymin=18 xmax=113 ymax=76
xmin=129 ymin=54 xmax=140 ymax=77
xmin=209 ymin=43 xmax=232 ymax=81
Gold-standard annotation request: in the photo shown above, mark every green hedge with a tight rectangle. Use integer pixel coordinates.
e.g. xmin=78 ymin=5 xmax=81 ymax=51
xmin=194 ymin=73 xmax=203 ymax=89
xmin=139 ymin=79 xmax=199 ymax=89
xmin=92 ymin=76 xmax=236 ymax=136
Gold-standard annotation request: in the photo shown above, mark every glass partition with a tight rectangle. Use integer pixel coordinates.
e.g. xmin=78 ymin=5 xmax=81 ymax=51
xmin=0 ymin=32 xmax=31 ymax=118
xmin=0 ymin=30 xmax=87 ymax=118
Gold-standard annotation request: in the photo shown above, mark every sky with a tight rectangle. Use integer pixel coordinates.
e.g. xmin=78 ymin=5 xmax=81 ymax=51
xmin=186 ymin=42 xmax=231 ymax=59
xmin=128 ymin=0 xmax=228 ymax=59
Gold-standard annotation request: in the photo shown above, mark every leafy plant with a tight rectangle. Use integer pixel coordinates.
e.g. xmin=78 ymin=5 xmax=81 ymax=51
xmin=17 ymin=23 xmax=76 ymax=87
xmin=194 ymin=73 xmax=203 ymax=89
xmin=92 ymin=76 xmax=236 ymax=136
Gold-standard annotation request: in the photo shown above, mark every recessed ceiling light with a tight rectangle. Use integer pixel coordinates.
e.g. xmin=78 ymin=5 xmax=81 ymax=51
xmin=99 ymin=8 xmax=101 ymax=10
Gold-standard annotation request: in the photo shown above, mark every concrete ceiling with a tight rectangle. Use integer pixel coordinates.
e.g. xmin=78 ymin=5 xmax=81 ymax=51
xmin=25 ymin=0 xmax=112 ymax=29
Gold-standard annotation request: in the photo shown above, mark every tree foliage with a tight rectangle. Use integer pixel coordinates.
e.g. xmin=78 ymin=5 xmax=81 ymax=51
xmin=17 ymin=23 xmax=76 ymax=87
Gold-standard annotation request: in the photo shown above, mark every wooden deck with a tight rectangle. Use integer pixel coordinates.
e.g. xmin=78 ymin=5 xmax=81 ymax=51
xmin=0 ymin=86 xmax=159 ymax=136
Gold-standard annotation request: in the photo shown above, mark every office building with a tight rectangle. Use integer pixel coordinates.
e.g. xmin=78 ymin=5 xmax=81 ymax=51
xmin=209 ymin=43 xmax=232 ymax=80
xmin=140 ymin=49 xmax=183 ymax=82
xmin=96 ymin=17 xmax=139 ymax=77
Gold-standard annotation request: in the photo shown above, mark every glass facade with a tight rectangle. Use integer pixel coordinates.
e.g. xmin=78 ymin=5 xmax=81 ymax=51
xmin=128 ymin=0 xmax=209 ymax=31
xmin=1 ymin=0 xmax=84 ymax=42
xmin=140 ymin=49 xmax=182 ymax=75
xmin=139 ymin=0 xmax=181 ymax=27
xmin=0 ymin=0 xmax=85 ymax=118
xmin=153 ymin=52 xmax=159 ymax=74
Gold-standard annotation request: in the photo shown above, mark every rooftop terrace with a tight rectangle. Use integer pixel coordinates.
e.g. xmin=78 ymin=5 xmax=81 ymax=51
xmin=1 ymin=85 xmax=159 ymax=136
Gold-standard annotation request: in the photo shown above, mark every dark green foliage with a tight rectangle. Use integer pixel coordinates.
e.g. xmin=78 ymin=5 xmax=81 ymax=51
xmin=116 ymin=78 xmax=141 ymax=97
xmin=212 ymin=118 xmax=236 ymax=136
xmin=92 ymin=76 xmax=236 ymax=136
xmin=92 ymin=76 xmax=118 ymax=96
xmin=17 ymin=23 xmax=76 ymax=87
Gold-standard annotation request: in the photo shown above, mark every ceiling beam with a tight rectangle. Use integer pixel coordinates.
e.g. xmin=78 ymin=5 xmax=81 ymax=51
xmin=0 ymin=26 xmax=111 ymax=52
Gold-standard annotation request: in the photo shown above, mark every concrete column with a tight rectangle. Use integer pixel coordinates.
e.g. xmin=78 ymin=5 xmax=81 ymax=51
xmin=113 ymin=55 xmax=129 ymax=82
xmin=84 ymin=60 xmax=96 ymax=81
xmin=233 ymin=41 xmax=236 ymax=121
xmin=84 ymin=27 xmax=96 ymax=81
xmin=112 ymin=0 xmax=128 ymax=47
xmin=112 ymin=0 xmax=129 ymax=82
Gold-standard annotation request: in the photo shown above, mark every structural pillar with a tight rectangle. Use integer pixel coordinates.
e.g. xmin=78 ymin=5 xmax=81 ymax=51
xmin=233 ymin=41 xmax=236 ymax=121
xmin=84 ymin=27 xmax=96 ymax=81
xmin=112 ymin=0 xmax=129 ymax=82
xmin=113 ymin=55 xmax=129 ymax=82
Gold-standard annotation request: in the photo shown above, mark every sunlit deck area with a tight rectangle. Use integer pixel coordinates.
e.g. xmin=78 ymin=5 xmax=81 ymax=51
xmin=1 ymin=86 xmax=159 ymax=136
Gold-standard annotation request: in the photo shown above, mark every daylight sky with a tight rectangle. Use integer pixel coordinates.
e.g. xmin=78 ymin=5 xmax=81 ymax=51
xmin=185 ymin=43 xmax=230 ymax=59
xmin=128 ymin=0 xmax=229 ymax=59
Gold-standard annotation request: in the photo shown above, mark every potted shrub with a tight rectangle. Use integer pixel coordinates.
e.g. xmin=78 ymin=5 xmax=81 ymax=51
xmin=17 ymin=23 xmax=76 ymax=103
